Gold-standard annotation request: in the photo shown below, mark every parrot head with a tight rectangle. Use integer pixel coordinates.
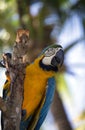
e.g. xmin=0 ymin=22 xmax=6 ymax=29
xmin=0 ymin=53 xmax=12 ymax=68
xmin=0 ymin=44 xmax=64 ymax=71
xmin=39 ymin=44 xmax=64 ymax=71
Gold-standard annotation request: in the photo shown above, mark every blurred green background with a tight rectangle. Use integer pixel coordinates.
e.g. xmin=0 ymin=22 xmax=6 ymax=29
xmin=0 ymin=0 xmax=85 ymax=130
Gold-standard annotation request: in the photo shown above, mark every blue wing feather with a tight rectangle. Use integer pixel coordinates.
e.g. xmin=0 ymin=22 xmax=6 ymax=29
xmin=34 ymin=77 xmax=56 ymax=130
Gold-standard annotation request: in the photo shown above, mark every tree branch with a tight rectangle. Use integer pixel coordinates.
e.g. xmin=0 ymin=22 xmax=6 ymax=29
xmin=0 ymin=97 xmax=7 ymax=112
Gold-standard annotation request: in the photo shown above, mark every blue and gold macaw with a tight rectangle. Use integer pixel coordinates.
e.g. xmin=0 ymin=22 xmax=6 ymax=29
xmin=0 ymin=44 xmax=64 ymax=130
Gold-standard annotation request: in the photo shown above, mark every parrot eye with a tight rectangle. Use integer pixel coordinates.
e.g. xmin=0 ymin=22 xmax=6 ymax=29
xmin=44 ymin=48 xmax=55 ymax=57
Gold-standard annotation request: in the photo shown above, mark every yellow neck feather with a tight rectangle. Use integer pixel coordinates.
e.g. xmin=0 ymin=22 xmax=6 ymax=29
xmin=26 ymin=55 xmax=55 ymax=79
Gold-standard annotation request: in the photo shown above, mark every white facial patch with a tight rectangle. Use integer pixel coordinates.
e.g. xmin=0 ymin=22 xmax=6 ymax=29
xmin=42 ymin=54 xmax=55 ymax=65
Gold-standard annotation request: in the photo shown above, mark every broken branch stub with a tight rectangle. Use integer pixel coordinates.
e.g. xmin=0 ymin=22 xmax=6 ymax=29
xmin=12 ymin=29 xmax=30 ymax=64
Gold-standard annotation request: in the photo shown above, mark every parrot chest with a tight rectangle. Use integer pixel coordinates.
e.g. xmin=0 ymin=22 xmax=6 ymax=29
xmin=22 ymin=68 xmax=48 ymax=118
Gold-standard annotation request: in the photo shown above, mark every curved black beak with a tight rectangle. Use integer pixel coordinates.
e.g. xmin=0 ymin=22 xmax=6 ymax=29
xmin=51 ymin=49 xmax=64 ymax=67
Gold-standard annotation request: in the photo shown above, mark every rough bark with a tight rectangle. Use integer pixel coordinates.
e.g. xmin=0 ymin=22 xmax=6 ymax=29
xmin=51 ymin=90 xmax=73 ymax=130
xmin=0 ymin=29 xmax=30 ymax=130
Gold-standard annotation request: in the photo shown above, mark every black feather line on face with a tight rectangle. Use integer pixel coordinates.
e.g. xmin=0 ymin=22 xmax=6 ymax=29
xmin=39 ymin=59 xmax=58 ymax=72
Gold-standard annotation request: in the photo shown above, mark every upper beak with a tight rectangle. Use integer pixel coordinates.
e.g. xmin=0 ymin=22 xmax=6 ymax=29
xmin=51 ymin=49 xmax=64 ymax=67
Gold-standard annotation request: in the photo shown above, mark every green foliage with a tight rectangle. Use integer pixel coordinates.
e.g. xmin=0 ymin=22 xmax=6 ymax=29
xmin=0 ymin=0 xmax=85 ymax=49
xmin=64 ymin=37 xmax=85 ymax=54
xmin=42 ymin=0 xmax=68 ymax=9
xmin=0 ymin=0 xmax=19 ymax=48
xmin=55 ymin=73 xmax=72 ymax=102
xmin=76 ymin=125 xmax=85 ymax=130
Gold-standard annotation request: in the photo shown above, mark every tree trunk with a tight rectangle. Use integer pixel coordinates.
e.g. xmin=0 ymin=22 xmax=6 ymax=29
xmin=0 ymin=29 xmax=30 ymax=130
xmin=51 ymin=90 xmax=73 ymax=130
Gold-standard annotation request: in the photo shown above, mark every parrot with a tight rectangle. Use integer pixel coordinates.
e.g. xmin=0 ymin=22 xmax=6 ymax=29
xmin=0 ymin=44 xmax=64 ymax=130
